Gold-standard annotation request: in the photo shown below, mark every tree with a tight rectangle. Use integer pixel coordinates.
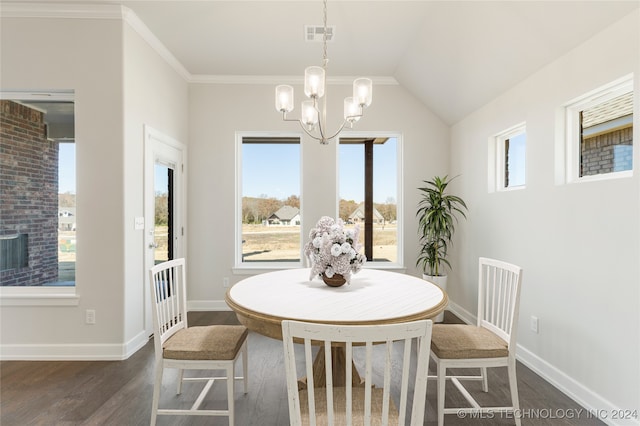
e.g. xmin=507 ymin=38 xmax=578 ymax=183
xmin=155 ymin=192 xmax=169 ymax=225
xmin=257 ymin=197 xmax=282 ymax=223
xmin=58 ymin=192 xmax=76 ymax=207
xmin=284 ymin=194 xmax=300 ymax=208
xmin=339 ymin=199 xmax=359 ymax=221
xmin=376 ymin=197 xmax=397 ymax=223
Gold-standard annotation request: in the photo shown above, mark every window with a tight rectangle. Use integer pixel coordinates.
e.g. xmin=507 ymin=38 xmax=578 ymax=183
xmin=237 ymin=135 xmax=301 ymax=267
xmin=492 ymin=123 xmax=526 ymax=191
xmin=1 ymin=92 xmax=76 ymax=288
xmin=338 ymin=136 xmax=400 ymax=264
xmin=564 ymin=75 xmax=633 ymax=182
xmin=57 ymin=140 xmax=76 ymax=284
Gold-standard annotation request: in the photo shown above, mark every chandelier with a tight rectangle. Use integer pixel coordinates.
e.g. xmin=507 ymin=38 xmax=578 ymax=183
xmin=274 ymin=0 xmax=373 ymax=145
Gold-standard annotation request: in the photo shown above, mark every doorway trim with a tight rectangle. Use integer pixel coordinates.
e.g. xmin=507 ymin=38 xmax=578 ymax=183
xmin=143 ymin=124 xmax=187 ymax=336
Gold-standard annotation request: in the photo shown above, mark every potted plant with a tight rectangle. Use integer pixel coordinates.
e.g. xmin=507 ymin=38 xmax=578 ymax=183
xmin=416 ymin=175 xmax=467 ymax=321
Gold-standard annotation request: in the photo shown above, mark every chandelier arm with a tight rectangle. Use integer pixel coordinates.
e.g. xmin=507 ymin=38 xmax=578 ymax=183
xmin=345 ymin=105 xmax=364 ymax=122
xmin=281 ymin=111 xmax=301 ymax=123
xmin=315 ymin=97 xmax=329 ymax=143
xmin=323 ymin=119 xmax=349 ymax=142
xmin=297 ymin=122 xmax=324 ymax=143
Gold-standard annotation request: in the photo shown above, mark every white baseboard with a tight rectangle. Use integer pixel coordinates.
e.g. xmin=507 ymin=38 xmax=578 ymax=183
xmin=123 ymin=330 xmax=150 ymax=359
xmin=0 ymin=330 xmax=149 ymax=361
xmin=446 ymin=300 xmax=476 ymax=325
xmin=446 ymin=302 xmax=639 ymax=426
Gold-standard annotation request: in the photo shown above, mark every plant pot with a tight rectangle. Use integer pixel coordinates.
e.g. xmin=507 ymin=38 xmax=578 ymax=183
xmin=423 ymin=274 xmax=447 ymax=322
xmin=322 ymin=273 xmax=346 ymax=287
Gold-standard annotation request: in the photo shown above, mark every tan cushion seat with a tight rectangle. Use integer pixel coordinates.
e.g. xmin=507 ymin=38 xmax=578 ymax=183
xmin=163 ymin=325 xmax=248 ymax=361
xmin=430 ymin=324 xmax=508 ymax=359
xmin=299 ymin=386 xmax=399 ymax=426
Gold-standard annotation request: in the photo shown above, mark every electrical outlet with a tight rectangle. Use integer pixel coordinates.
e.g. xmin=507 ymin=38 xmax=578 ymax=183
xmin=530 ymin=315 xmax=539 ymax=334
xmin=223 ymin=277 xmax=230 ymax=288
xmin=86 ymin=309 xmax=96 ymax=325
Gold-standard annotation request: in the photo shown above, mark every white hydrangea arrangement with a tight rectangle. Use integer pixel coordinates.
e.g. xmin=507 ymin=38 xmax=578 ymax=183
xmin=304 ymin=216 xmax=366 ymax=283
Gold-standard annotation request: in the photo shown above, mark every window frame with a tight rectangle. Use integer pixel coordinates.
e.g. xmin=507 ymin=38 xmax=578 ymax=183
xmin=491 ymin=123 xmax=527 ymax=192
xmin=563 ymin=74 xmax=634 ymax=184
xmin=337 ymin=132 xmax=404 ymax=270
xmin=234 ymin=131 xmax=303 ymax=273
xmin=0 ymin=90 xmax=79 ymax=306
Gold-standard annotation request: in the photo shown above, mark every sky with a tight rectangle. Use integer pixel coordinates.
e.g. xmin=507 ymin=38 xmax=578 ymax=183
xmin=507 ymin=133 xmax=526 ymax=187
xmin=58 ymin=143 xmax=76 ymax=193
xmin=242 ymin=138 xmax=398 ymax=204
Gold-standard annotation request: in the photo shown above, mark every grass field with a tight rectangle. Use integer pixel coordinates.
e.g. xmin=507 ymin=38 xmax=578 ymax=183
xmin=242 ymin=223 xmax=397 ymax=262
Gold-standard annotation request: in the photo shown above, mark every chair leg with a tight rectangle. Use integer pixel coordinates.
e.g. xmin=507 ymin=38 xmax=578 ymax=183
xmin=508 ymin=359 xmax=521 ymax=426
xmin=227 ymin=364 xmax=235 ymax=426
xmin=242 ymin=344 xmax=249 ymax=394
xmin=481 ymin=366 xmax=488 ymax=392
xmin=150 ymin=363 xmax=163 ymax=426
xmin=437 ymin=362 xmax=446 ymax=426
xmin=176 ymin=368 xmax=185 ymax=394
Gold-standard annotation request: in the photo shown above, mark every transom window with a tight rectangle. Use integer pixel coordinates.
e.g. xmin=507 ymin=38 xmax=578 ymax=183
xmin=494 ymin=124 xmax=526 ymax=191
xmin=564 ymin=75 xmax=634 ymax=182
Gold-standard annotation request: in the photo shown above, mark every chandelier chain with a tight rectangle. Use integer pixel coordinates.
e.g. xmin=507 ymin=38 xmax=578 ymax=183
xmin=322 ymin=0 xmax=328 ymax=67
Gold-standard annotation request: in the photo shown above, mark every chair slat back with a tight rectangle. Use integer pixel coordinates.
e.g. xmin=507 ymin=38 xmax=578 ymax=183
xmin=477 ymin=257 xmax=523 ymax=349
xmin=149 ymin=259 xmax=188 ymax=351
xmin=282 ymin=320 xmax=432 ymax=426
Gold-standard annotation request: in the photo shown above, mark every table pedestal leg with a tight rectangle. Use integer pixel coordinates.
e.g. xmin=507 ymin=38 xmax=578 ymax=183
xmin=298 ymin=346 xmax=364 ymax=390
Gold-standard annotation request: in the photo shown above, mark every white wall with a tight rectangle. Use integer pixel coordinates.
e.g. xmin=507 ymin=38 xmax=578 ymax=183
xmin=122 ymin=22 xmax=189 ymax=346
xmin=0 ymin=16 xmax=127 ymax=354
xmin=187 ymin=82 xmax=449 ymax=304
xmin=0 ymin=8 xmax=189 ymax=359
xmin=449 ymin=10 xmax=639 ymax=420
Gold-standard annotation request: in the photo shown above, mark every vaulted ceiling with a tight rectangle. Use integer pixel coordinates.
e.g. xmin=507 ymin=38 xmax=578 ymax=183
xmin=13 ymin=0 xmax=640 ymax=124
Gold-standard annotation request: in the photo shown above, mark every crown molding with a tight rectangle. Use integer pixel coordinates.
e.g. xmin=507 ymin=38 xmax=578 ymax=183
xmin=120 ymin=7 xmax=191 ymax=81
xmin=0 ymin=2 xmax=123 ymax=19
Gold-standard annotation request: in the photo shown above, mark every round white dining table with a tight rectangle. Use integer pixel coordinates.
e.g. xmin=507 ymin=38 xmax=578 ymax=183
xmin=225 ymin=268 xmax=448 ymax=341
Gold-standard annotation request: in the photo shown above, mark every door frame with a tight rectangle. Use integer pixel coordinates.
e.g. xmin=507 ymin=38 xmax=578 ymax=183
xmin=143 ymin=124 xmax=186 ymax=336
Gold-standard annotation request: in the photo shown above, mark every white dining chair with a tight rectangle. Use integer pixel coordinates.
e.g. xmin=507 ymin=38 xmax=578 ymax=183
xmin=149 ymin=258 xmax=248 ymax=426
xmin=282 ymin=319 xmax=433 ymax=426
xmin=430 ymin=257 xmax=523 ymax=426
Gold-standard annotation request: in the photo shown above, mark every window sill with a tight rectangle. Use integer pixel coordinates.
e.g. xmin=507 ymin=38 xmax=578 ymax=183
xmin=0 ymin=287 xmax=79 ymax=307
xmin=570 ymin=169 xmax=633 ymax=184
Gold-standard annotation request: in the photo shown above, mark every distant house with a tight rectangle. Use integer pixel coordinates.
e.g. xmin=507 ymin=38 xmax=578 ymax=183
xmin=267 ymin=206 xmax=300 ymax=226
xmin=349 ymin=203 xmax=384 ymax=224
xmin=58 ymin=207 xmax=76 ymax=231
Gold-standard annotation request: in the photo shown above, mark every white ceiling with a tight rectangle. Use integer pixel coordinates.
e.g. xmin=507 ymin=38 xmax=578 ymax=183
xmin=12 ymin=0 xmax=640 ymax=124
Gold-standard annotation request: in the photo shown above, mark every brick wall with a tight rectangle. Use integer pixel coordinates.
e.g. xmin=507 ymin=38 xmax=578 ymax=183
xmin=0 ymin=100 xmax=59 ymax=286
xmin=581 ymin=127 xmax=633 ymax=176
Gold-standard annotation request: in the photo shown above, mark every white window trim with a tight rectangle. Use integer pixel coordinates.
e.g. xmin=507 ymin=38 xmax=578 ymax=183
xmin=562 ymin=74 xmax=634 ymax=184
xmin=0 ymin=286 xmax=79 ymax=306
xmin=489 ymin=122 xmax=526 ymax=193
xmin=336 ymin=131 xmax=404 ymax=270
xmin=233 ymin=131 xmax=303 ymax=273
xmin=0 ymin=90 xmax=78 ymax=306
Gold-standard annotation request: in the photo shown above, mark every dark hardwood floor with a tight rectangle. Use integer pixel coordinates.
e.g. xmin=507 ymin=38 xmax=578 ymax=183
xmin=1 ymin=311 xmax=604 ymax=425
